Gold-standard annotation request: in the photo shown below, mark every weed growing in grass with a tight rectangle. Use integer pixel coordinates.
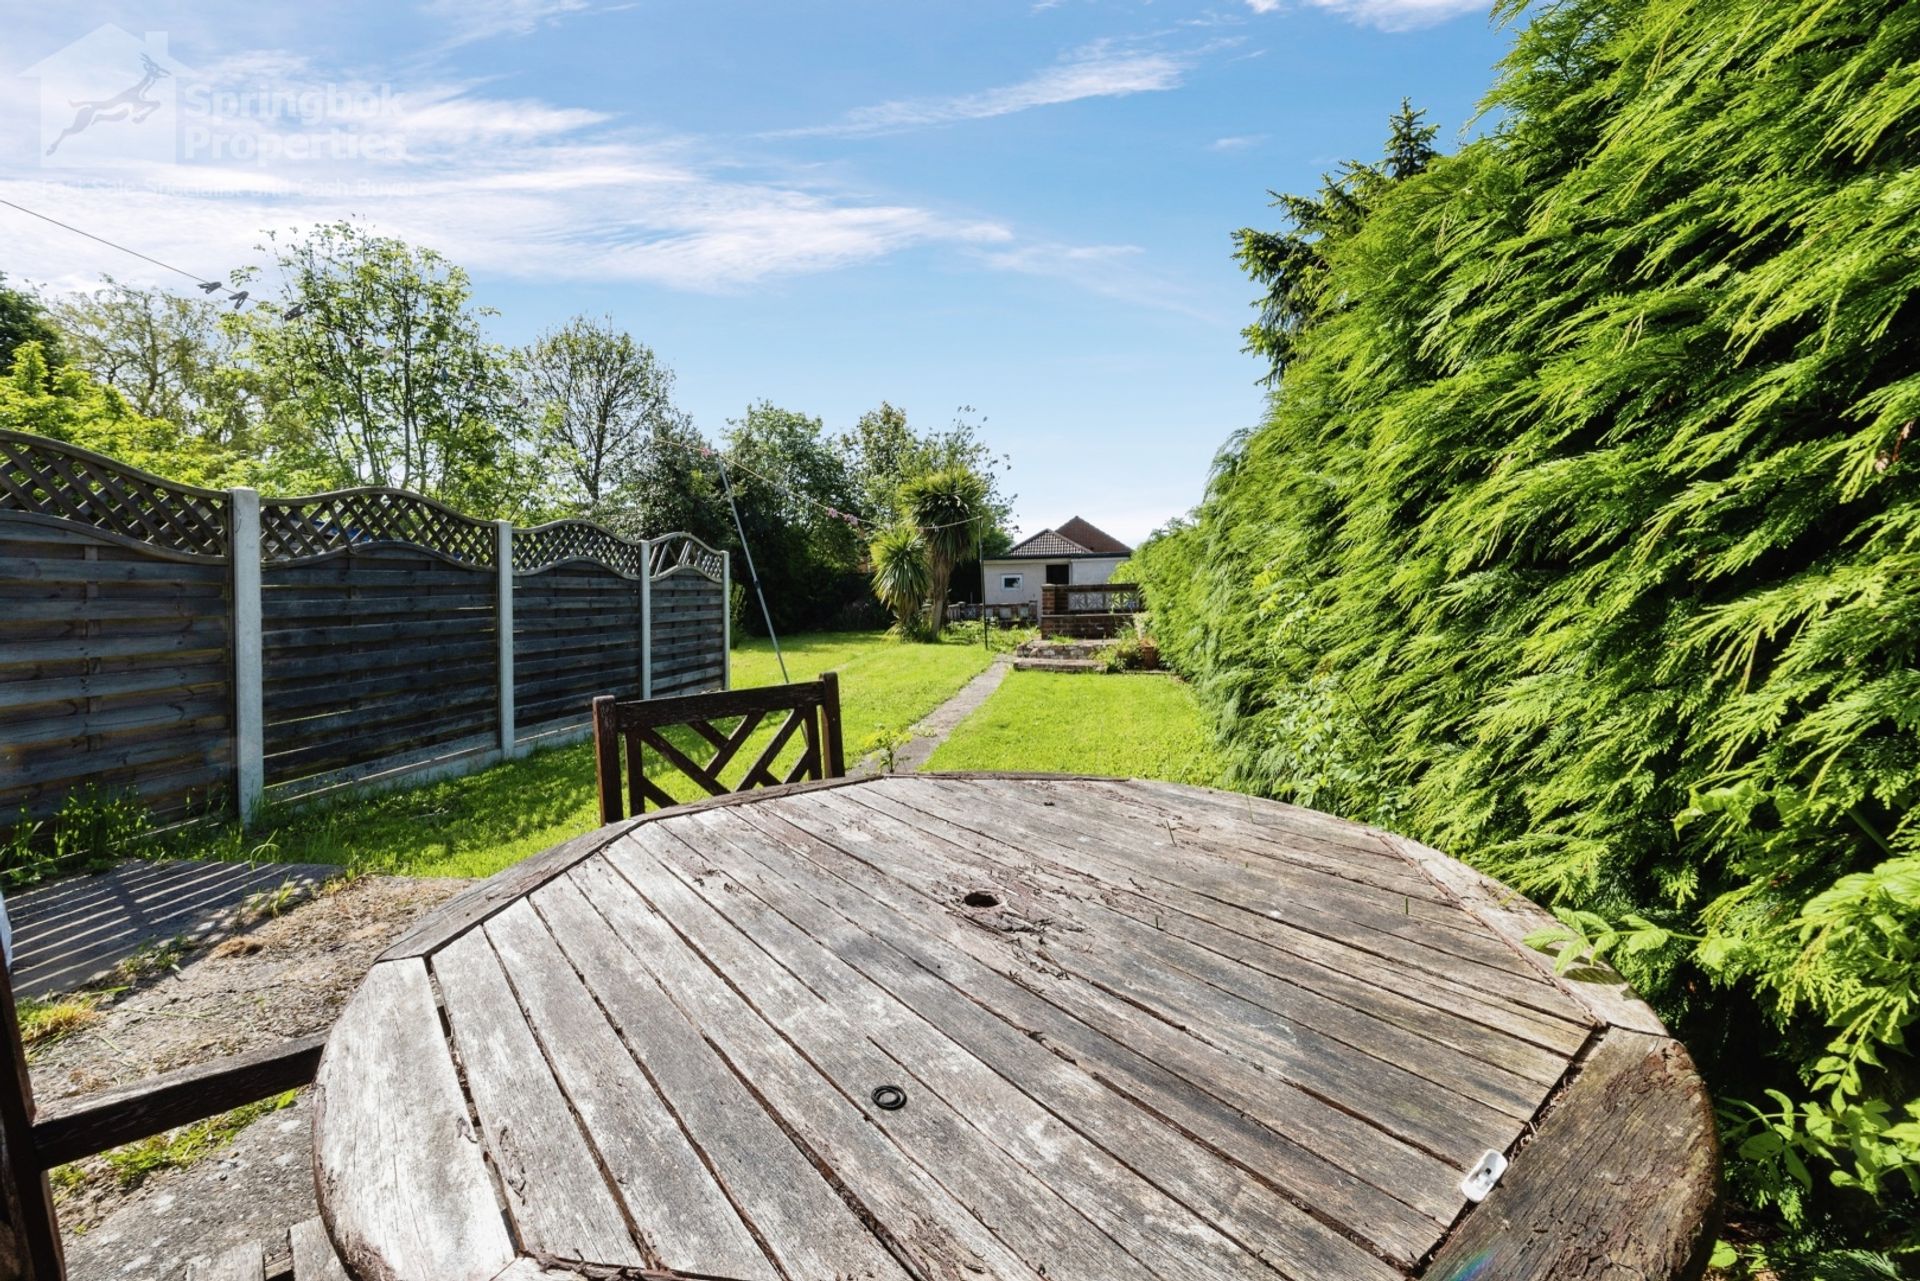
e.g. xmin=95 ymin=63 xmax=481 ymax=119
xmin=239 ymin=876 xmax=306 ymax=922
xmin=862 ymin=727 xmax=914 ymax=773
xmin=48 ymin=1162 xmax=85 ymax=1207
xmin=17 ymin=994 xmax=101 ymax=1048
xmin=114 ymin=936 xmax=189 ymax=984
xmin=103 ymin=1091 xmax=298 ymax=1190
xmin=2 ymin=786 xmax=153 ymax=889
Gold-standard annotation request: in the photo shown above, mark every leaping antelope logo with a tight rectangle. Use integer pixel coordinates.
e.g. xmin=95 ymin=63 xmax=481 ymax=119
xmin=45 ymin=53 xmax=170 ymax=156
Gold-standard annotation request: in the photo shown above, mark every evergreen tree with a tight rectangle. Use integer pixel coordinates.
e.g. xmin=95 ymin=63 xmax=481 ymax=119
xmin=1140 ymin=1 xmax=1920 ymax=1263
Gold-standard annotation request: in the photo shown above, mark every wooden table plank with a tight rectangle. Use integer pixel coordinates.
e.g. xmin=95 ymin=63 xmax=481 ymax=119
xmin=594 ymin=839 xmax=1196 ymax=1281
xmin=768 ymin=794 xmax=1477 ymax=1210
xmin=907 ymin=777 xmax=1549 ymax=982
xmin=433 ymin=928 xmax=647 ymax=1268
xmin=719 ymin=801 xmax=1460 ymax=1257
xmin=843 ymin=785 xmax=1591 ymax=1058
xmin=480 ymin=901 xmax=778 ymax=1280
xmin=1420 ymin=1028 xmax=1718 ymax=1280
xmin=804 ymin=789 xmax=1542 ymax=1162
xmin=617 ymin=825 xmax=1289 ymax=1281
xmin=288 ymin=1219 xmax=348 ymax=1281
xmin=1077 ymin=779 xmax=1461 ymax=903
xmin=855 ymin=785 xmax=1556 ymax=1113
xmin=310 ymin=773 xmax=1714 ymax=1281
xmin=872 ymin=781 xmax=1579 ymax=1016
xmin=529 ymin=873 xmax=914 ymax=1281
xmin=561 ymin=854 xmax=1112 ymax=1281
xmin=312 ymin=959 xmax=515 ymax=1281
xmin=678 ymin=804 xmax=1410 ymax=1280
xmin=185 ymin=1242 xmax=264 ymax=1281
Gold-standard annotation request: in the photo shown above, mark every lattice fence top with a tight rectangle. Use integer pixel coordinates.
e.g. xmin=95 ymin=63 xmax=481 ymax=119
xmin=515 ymin=519 xmax=647 ymax=578
xmin=649 ymin=532 xmax=726 ymax=583
xmin=0 ymin=430 xmax=230 ymax=561
xmin=261 ymin=488 xmax=496 ymax=568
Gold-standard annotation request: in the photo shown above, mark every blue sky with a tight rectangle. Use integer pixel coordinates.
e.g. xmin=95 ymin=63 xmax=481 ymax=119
xmin=2 ymin=0 xmax=1513 ymax=542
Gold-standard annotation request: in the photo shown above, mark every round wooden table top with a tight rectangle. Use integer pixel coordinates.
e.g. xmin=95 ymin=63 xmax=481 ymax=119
xmin=310 ymin=774 xmax=1717 ymax=1281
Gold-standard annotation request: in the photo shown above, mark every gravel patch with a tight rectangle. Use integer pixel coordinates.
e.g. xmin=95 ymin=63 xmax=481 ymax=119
xmin=26 ymin=872 xmax=467 ymax=1278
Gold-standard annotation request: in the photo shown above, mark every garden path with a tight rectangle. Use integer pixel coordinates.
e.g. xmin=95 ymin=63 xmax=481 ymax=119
xmin=856 ymin=651 xmax=1011 ymax=775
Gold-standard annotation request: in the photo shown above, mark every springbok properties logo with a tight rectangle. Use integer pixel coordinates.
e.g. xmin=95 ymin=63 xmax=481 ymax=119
xmin=21 ymin=26 xmax=185 ymax=169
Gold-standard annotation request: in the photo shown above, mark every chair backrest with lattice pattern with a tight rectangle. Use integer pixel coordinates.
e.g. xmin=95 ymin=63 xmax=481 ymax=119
xmin=591 ymin=676 xmax=846 ymax=822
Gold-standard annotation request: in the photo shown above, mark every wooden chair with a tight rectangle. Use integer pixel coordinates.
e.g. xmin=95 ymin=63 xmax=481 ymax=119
xmin=0 ymin=963 xmax=333 ymax=1279
xmin=593 ymin=674 xmax=846 ymax=823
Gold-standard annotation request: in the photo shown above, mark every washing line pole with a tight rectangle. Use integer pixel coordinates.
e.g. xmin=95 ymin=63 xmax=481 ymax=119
xmin=979 ymin=529 xmax=988 ymax=651
xmin=715 ymin=452 xmax=788 ymax=684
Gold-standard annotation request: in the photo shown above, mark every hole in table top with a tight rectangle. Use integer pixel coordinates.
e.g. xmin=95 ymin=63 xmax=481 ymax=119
xmin=962 ymin=890 xmax=1000 ymax=909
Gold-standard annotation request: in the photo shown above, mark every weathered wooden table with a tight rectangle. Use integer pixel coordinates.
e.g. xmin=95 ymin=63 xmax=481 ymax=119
xmin=311 ymin=774 xmax=1717 ymax=1281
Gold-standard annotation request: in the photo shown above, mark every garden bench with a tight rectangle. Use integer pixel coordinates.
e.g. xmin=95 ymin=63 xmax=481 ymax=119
xmin=592 ymin=673 xmax=845 ymax=821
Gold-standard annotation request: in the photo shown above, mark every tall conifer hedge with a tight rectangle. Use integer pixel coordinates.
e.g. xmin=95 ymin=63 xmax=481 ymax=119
xmin=1138 ymin=0 xmax=1920 ymax=1261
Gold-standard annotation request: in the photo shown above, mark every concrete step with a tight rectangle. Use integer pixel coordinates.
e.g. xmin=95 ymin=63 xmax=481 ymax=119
xmin=1012 ymin=657 xmax=1104 ymax=674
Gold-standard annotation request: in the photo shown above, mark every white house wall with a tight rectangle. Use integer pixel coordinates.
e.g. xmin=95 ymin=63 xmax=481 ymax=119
xmin=983 ymin=562 xmax=1041 ymax=608
xmin=982 ymin=556 xmax=1128 ymax=609
xmin=1070 ymin=557 xmax=1126 ymax=585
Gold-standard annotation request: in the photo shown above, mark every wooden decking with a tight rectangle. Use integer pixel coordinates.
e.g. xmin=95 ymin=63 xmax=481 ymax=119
xmin=313 ymin=775 xmax=1716 ymax=1281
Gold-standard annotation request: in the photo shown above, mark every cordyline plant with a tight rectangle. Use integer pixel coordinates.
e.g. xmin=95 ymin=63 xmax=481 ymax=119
xmin=900 ymin=467 xmax=991 ymax=634
xmin=1136 ymin=0 xmax=1920 ymax=1265
xmin=868 ymin=520 xmax=932 ymax=637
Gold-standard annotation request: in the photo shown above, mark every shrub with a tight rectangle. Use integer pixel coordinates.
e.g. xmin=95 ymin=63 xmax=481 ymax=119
xmin=1137 ymin=0 xmax=1920 ymax=1259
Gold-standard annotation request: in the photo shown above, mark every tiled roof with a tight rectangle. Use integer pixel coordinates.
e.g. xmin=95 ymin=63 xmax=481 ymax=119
xmin=1056 ymin=517 xmax=1130 ymax=556
xmin=1002 ymin=529 xmax=1089 ymax=558
xmin=999 ymin=517 xmax=1132 ymax=559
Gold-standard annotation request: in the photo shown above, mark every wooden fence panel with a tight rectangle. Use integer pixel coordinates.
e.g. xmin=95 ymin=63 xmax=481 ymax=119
xmin=0 ymin=514 xmax=234 ymax=829
xmin=261 ymin=550 xmax=497 ymax=786
xmin=3 ymin=432 xmax=732 ymax=831
xmin=512 ymin=563 xmax=643 ymax=733
xmin=649 ymin=568 xmax=725 ymax=698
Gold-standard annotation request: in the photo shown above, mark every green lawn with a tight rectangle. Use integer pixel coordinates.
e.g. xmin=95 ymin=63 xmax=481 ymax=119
xmin=923 ymin=670 xmax=1232 ymax=787
xmin=213 ymin=630 xmax=998 ymax=880
xmin=168 ymin=634 xmax=1224 ymax=882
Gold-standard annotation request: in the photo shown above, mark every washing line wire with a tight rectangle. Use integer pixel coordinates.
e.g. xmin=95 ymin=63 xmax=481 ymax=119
xmin=1 ymin=196 xmax=222 ymax=289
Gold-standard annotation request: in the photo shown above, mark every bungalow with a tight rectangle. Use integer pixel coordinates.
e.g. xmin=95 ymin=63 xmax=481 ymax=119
xmin=982 ymin=516 xmax=1132 ymax=616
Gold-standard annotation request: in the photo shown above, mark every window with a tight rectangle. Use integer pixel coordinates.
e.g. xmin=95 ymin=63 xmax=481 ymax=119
xmin=1001 ymin=574 xmax=1023 ymax=590
xmin=1045 ymin=562 xmax=1070 ymax=586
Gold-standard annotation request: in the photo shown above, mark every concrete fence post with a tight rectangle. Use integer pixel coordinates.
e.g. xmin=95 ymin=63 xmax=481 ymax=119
xmin=721 ymin=550 xmax=732 ymax=690
xmin=640 ymin=538 xmax=654 ymax=700
xmin=229 ymin=488 xmax=264 ymax=827
xmin=496 ymin=521 xmax=515 ymax=756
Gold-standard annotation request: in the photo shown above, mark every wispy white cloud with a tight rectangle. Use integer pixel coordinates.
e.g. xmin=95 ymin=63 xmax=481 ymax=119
xmin=422 ymin=0 xmax=594 ymax=45
xmin=976 ymin=241 xmax=1227 ymax=324
xmin=2 ymin=36 xmax=1216 ymax=319
xmin=1208 ymin=133 xmax=1266 ymax=151
xmin=1245 ymin=0 xmax=1487 ymax=31
xmin=776 ymin=39 xmax=1193 ymax=139
xmin=0 ymin=50 xmax=1010 ymax=295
